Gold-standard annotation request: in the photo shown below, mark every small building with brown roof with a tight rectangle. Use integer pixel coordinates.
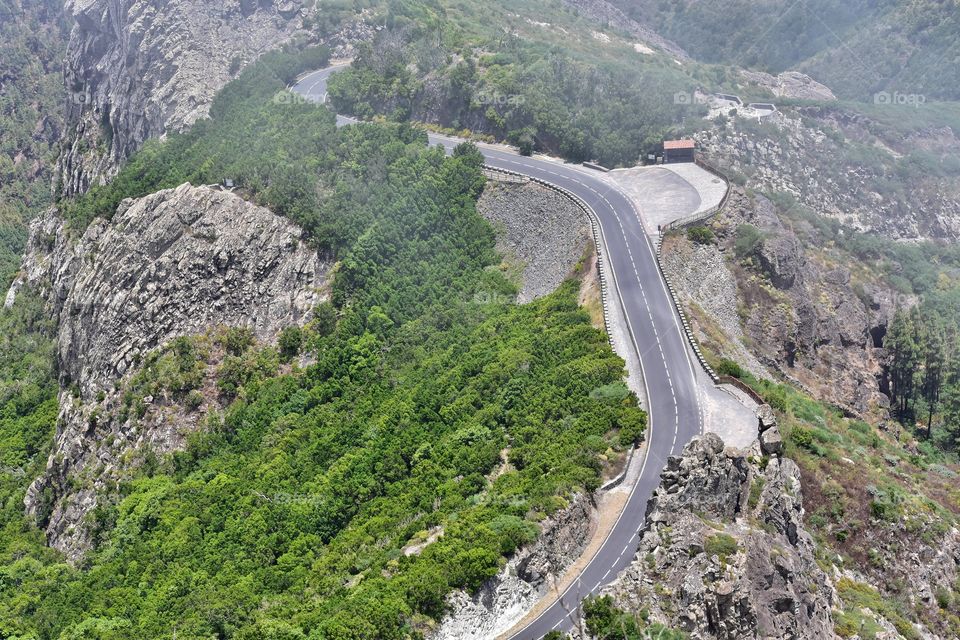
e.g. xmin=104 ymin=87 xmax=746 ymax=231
xmin=663 ymin=139 xmax=695 ymax=164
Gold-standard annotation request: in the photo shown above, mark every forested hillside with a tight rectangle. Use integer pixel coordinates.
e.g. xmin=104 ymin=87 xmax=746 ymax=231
xmin=886 ymin=293 xmax=960 ymax=445
xmin=613 ymin=0 xmax=960 ymax=100
xmin=325 ymin=0 xmax=717 ymax=166
xmin=0 ymin=46 xmax=645 ymax=638
xmin=0 ymin=0 xmax=68 ymax=287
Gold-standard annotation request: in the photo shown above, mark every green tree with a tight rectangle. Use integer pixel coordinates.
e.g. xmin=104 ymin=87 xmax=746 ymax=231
xmin=887 ymin=310 xmax=920 ymax=420
xmin=919 ymin=314 xmax=946 ymax=437
xmin=278 ymin=326 xmax=303 ymax=362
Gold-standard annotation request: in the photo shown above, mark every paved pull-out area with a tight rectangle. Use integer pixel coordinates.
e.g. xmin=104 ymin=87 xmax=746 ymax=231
xmin=599 ymin=163 xmax=758 ymax=449
xmin=601 ymin=163 xmax=726 ymax=235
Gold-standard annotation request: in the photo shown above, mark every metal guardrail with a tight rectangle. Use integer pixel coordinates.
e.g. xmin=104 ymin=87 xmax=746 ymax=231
xmin=656 ymin=265 xmax=720 ymax=384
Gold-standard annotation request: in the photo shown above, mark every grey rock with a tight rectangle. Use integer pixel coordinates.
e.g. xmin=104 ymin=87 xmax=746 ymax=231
xmin=558 ymin=0 xmax=690 ymax=61
xmin=659 ymin=233 xmax=771 ymax=380
xmin=757 ymin=404 xmax=777 ymax=433
xmin=740 ymin=70 xmax=837 ymax=102
xmin=61 ymin=183 xmax=327 ymax=397
xmin=19 ymin=183 xmax=330 ymax=561
xmin=643 ymin=433 xmax=750 ymax=523
xmin=760 ymin=426 xmax=783 ymax=456
xmin=604 ymin=436 xmax=837 ymax=639
xmin=696 ymin=110 xmax=960 ymax=241
xmin=756 ymin=232 xmax=803 ymax=289
xmin=668 ymin=187 xmax=896 ymax=417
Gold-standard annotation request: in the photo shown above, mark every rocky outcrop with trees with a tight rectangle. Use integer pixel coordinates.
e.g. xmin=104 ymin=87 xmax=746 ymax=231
xmin=13 ymin=183 xmax=329 ymax=561
xmin=0 ymin=0 xmax=69 ymax=286
xmin=603 ymin=433 xmax=838 ymax=639
xmin=432 ymin=492 xmax=595 ymax=639
xmin=57 ymin=0 xmax=307 ymax=195
xmin=696 ymin=111 xmax=960 ymax=241
xmin=56 ymin=0 xmax=374 ymax=196
xmin=662 ymin=186 xmax=895 ymax=418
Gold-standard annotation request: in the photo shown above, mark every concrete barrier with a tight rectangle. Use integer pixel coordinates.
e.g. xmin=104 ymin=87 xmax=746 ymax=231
xmin=718 ymin=374 xmax=766 ymax=406
xmin=582 ymin=162 xmax=610 ymax=172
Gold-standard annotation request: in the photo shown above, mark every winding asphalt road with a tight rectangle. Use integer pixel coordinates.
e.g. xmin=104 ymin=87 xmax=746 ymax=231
xmin=292 ymin=65 xmax=704 ymax=639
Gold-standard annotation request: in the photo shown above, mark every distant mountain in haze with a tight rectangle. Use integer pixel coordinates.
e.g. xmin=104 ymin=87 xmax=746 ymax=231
xmin=613 ymin=0 xmax=960 ymax=100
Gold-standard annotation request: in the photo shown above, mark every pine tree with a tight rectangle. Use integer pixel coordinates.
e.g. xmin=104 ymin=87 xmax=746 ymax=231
xmin=920 ymin=313 xmax=946 ymax=438
xmin=887 ymin=310 xmax=919 ymax=421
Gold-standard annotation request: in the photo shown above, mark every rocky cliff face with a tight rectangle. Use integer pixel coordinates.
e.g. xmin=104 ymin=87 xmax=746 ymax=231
xmin=662 ymin=186 xmax=896 ymax=417
xmin=696 ymin=113 xmax=960 ymax=241
xmin=0 ymin=0 xmax=69 ymax=285
xmin=62 ymin=183 xmax=325 ymax=396
xmin=11 ymin=183 xmax=329 ymax=560
xmin=56 ymin=0 xmax=371 ymax=196
xmin=558 ymin=0 xmax=689 ymax=60
xmin=603 ymin=433 xmax=837 ymax=639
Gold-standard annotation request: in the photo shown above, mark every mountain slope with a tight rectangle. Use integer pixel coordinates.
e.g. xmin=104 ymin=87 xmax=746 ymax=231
xmin=0 ymin=0 xmax=68 ymax=287
xmin=614 ymin=0 xmax=960 ymax=100
xmin=0 ymin=47 xmax=647 ymax=638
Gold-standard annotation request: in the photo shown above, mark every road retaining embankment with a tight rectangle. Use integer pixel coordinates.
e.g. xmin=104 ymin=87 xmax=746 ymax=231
xmin=654 ymin=157 xmax=732 ymax=384
xmin=483 ymin=165 xmax=638 ymax=491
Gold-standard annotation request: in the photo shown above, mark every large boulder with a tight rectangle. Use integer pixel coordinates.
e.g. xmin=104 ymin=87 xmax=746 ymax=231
xmin=756 ymin=231 xmax=804 ymax=289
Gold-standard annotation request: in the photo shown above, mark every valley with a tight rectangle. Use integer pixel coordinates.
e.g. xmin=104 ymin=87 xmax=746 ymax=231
xmin=1 ymin=0 xmax=960 ymax=639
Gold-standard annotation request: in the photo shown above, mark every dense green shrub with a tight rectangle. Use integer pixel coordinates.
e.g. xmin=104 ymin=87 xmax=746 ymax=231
xmin=687 ymin=225 xmax=715 ymax=245
xmin=715 ymin=358 xmax=744 ymax=378
xmin=278 ymin=326 xmax=304 ymax=361
xmin=790 ymin=426 xmax=815 ymax=450
xmin=734 ymin=224 xmax=764 ymax=258
xmin=584 ymin=595 xmax=687 ymax=639
xmin=704 ymin=533 xmax=739 ymax=560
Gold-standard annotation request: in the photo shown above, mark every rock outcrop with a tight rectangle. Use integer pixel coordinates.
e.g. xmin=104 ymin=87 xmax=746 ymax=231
xmin=431 ymin=492 xmax=595 ymax=640
xmin=662 ymin=187 xmax=895 ymax=417
xmin=477 ymin=179 xmax=590 ymax=303
xmin=56 ymin=0 xmax=373 ymax=196
xmin=695 ymin=112 xmax=960 ymax=241
xmin=60 ymin=184 xmax=326 ymax=396
xmin=604 ymin=434 xmax=837 ymax=639
xmin=13 ymin=183 xmax=329 ymax=560
xmin=740 ymin=70 xmax=837 ymax=102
